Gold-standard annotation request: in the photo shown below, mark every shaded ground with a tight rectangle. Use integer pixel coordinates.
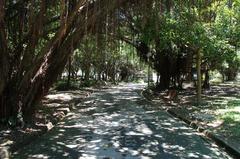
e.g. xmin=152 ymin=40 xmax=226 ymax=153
xmin=144 ymin=81 xmax=240 ymax=154
xmin=12 ymin=83 xmax=231 ymax=158
xmin=0 ymin=90 xmax=90 ymax=153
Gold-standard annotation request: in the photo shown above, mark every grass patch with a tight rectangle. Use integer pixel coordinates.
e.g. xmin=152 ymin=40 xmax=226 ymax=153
xmin=227 ymin=100 xmax=240 ymax=108
xmin=218 ymin=111 xmax=240 ymax=136
xmin=220 ymin=111 xmax=240 ymax=122
xmin=217 ymin=103 xmax=240 ymax=135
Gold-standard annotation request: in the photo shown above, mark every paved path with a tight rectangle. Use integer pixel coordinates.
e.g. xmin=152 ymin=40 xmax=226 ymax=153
xmin=13 ymin=84 xmax=231 ymax=159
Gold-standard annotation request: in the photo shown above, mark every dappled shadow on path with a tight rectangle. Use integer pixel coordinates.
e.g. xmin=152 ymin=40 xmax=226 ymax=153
xmin=13 ymin=84 xmax=230 ymax=159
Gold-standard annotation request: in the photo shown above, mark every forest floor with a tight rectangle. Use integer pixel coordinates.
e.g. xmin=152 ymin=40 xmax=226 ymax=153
xmin=11 ymin=83 xmax=231 ymax=158
xmin=143 ymin=81 xmax=240 ymax=155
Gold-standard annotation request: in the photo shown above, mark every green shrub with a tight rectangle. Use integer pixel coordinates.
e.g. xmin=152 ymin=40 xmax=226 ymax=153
xmin=54 ymin=80 xmax=79 ymax=91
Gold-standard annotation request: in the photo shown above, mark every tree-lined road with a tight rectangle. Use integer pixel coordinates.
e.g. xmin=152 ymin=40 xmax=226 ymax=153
xmin=13 ymin=84 xmax=231 ymax=159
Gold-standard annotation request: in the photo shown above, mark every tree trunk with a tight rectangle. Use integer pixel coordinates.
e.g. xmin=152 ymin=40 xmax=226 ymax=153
xmin=0 ymin=2 xmax=85 ymax=120
xmin=84 ymin=65 xmax=90 ymax=82
xmin=0 ymin=0 xmax=10 ymax=119
xmin=156 ymin=55 xmax=171 ymax=90
xmin=156 ymin=73 xmax=160 ymax=85
xmin=220 ymin=70 xmax=225 ymax=83
xmin=0 ymin=0 xmax=130 ymax=121
xmin=203 ymin=70 xmax=210 ymax=89
xmin=225 ymin=69 xmax=237 ymax=81
xmin=67 ymin=57 xmax=72 ymax=88
xmin=158 ymin=73 xmax=171 ymax=90
xmin=0 ymin=0 xmax=8 ymax=94
xmin=196 ymin=49 xmax=202 ymax=105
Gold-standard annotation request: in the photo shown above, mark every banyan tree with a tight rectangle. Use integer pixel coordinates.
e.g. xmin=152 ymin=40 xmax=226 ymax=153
xmin=1 ymin=0 xmax=238 ymax=123
xmin=0 ymin=0 xmax=130 ymax=121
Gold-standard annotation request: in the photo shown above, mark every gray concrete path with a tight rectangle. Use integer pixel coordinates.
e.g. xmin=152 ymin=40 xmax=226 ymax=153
xmin=12 ymin=83 xmax=231 ymax=159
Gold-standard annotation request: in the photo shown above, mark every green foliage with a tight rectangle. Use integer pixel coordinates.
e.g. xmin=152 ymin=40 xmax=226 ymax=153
xmin=204 ymin=0 xmax=240 ymax=78
xmin=220 ymin=111 xmax=240 ymax=136
xmin=54 ymin=80 xmax=79 ymax=91
xmin=214 ymin=98 xmax=240 ymax=136
xmin=79 ymin=80 xmax=97 ymax=87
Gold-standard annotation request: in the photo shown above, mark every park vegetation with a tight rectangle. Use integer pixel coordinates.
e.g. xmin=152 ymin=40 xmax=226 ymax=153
xmin=0 ymin=0 xmax=239 ymax=126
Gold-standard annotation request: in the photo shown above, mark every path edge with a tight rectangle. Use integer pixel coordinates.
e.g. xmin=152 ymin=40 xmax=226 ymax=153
xmin=167 ymin=108 xmax=240 ymax=159
xmin=140 ymin=88 xmax=240 ymax=159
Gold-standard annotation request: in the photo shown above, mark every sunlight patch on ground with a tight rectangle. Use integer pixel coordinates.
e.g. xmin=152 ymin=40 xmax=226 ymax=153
xmin=141 ymin=149 xmax=157 ymax=156
xmin=66 ymin=144 xmax=78 ymax=149
xmin=110 ymin=90 xmax=121 ymax=94
xmin=104 ymin=102 xmax=114 ymax=106
xmin=83 ymin=100 xmax=95 ymax=104
xmin=206 ymin=120 xmax=224 ymax=128
xmin=0 ymin=140 xmax=13 ymax=146
xmin=78 ymin=107 xmax=97 ymax=113
xmin=136 ymin=124 xmax=153 ymax=135
xmin=187 ymin=152 xmax=200 ymax=158
xmin=31 ymin=154 xmax=49 ymax=159
xmin=46 ymin=93 xmax=72 ymax=101
xmin=216 ymin=107 xmax=240 ymax=115
xmin=161 ymin=143 xmax=185 ymax=151
xmin=44 ymin=103 xmax=61 ymax=107
xmin=125 ymin=131 xmax=145 ymax=136
xmin=60 ymin=123 xmax=88 ymax=128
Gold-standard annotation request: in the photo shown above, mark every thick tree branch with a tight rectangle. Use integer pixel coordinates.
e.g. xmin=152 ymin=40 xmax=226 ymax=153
xmin=0 ymin=0 xmax=9 ymax=94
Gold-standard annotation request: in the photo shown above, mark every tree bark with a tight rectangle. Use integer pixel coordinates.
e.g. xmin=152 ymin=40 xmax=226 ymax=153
xmin=21 ymin=0 xmax=128 ymax=119
xmin=0 ymin=0 xmax=9 ymax=95
xmin=67 ymin=57 xmax=72 ymax=88
xmin=203 ymin=70 xmax=210 ymax=89
xmin=196 ymin=49 xmax=202 ymax=105
xmin=84 ymin=65 xmax=90 ymax=82
xmin=0 ymin=0 xmax=88 ymax=120
xmin=0 ymin=0 xmax=130 ymax=120
xmin=0 ymin=0 xmax=10 ymax=118
xmin=157 ymin=57 xmax=171 ymax=91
